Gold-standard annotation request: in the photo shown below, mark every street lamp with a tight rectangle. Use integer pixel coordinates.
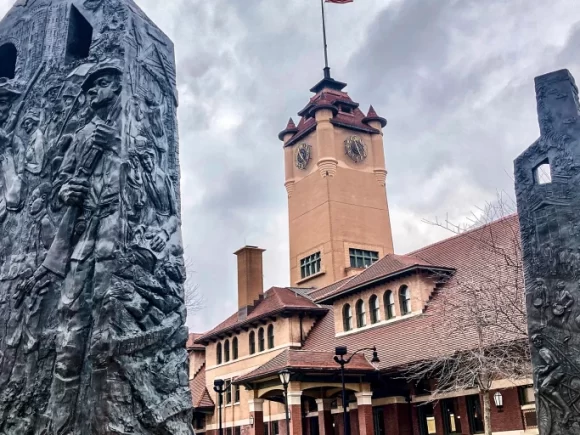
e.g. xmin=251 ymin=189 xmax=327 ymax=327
xmin=493 ymin=391 xmax=504 ymax=412
xmin=334 ymin=346 xmax=380 ymax=435
xmin=279 ymin=369 xmax=292 ymax=435
xmin=213 ymin=379 xmax=226 ymax=435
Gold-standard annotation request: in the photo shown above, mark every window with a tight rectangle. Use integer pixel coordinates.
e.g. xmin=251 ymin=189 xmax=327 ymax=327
xmin=356 ymin=299 xmax=366 ymax=328
xmin=271 ymin=421 xmax=280 ymax=435
xmin=225 ymin=380 xmax=232 ymax=405
xmin=66 ymin=5 xmax=93 ymax=63
xmin=343 ymin=304 xmax=353 ymax=332
xmin=234 ymin=384 xmax=240 ymax=403
xmin=224 ymin=339 xmax=230 ymax=363
xmin=300 ymin=252 xmax=321 ymax=279
xmin=399 ymin=285 xmax=411 ymax=315
xmin=226 ymin=428 xmax=232 ymax=435
xmin=349 ymin=248 xmax=379 ymax=268
xmin=384 ymin=290 xmax=395 ymax=319
xmin=216 ymin=342 xmax=222 ymax=365
xmin=234 ymin=427 xmax=241 ymax=435
xmin=534 ymin=160 xmax=552 ymax=185
xmin=0 ymin=43 xmax=17 ymax=79
xmin=418 ymin=403 xmax=437 ymax=435
xmin=520 ymin=385 xmax=535 ymax=405
xmin=442 ymin=399 xmax=462 ymax=434
xmin=369 ymin=295 xmax=380 ymax=324
xmin=467 ymin=395 xmax=485 ymax=434
xmin=258 ymin=328 xmax=265 ymax=352
xmin=267 ymin=325 xmax=274 ymax=349
xmin=232 ymin=337 xmax=238 ymax=360
xmin=373 ymin=407 xmax=386 ymax=435
xmin=194 ymin=415 xmax=205 ymax=429
xmin=249 ymin=331 xmax=256 ymax=355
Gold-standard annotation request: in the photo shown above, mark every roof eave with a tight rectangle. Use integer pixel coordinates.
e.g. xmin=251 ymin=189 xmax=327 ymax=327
xmin=316 ymin=265 xmax=456 ymax=304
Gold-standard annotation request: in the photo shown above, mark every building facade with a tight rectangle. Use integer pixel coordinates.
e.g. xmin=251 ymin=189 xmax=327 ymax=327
xmin=188 ymin=72 xmax=537 ymax=435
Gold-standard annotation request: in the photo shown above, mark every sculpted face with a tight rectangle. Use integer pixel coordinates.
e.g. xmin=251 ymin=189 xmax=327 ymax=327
xmin=0 ymin=96 xmax=12 ymax=124
xmin=29 ymin=188 xmax=46 ymax=216
xmin=87 ymin=73 xmax=120 ymax=110
xmin=22 ymin=118 xmax=38 ymax=135
xmin=139 ymin=152 xmax=155 ymax=173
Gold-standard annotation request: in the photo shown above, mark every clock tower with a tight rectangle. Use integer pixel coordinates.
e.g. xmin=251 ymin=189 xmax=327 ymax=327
xmin=279 ymin=72 xmax=395 ymax=288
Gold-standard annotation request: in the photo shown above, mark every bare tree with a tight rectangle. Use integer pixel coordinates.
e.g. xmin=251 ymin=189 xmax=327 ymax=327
xmin=183 ymin=254 xmax=204 ymax=316
xmin=404 ymin=192 xmax=531 ymax=435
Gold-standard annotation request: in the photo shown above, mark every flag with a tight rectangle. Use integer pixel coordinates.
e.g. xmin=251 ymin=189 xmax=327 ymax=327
xmin=325 ymin=0 xmax=353 ymax=3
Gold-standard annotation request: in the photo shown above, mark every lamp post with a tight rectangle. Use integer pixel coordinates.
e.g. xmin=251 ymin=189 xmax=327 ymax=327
xmin=279 ymin=369 xmax=292 ymax=435
xmin=213 ymin=379 xmax=226 ymax=435
xmin=334 ymin=346 xmax=380 ymax=435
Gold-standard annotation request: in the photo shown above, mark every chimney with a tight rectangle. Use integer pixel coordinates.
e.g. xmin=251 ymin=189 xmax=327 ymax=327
xmin=234 ymin=246 xmax=265 ymax=310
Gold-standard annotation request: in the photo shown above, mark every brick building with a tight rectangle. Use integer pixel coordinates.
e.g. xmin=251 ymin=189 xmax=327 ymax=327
xmin=187 ymin=73 xmax=536 ymax=435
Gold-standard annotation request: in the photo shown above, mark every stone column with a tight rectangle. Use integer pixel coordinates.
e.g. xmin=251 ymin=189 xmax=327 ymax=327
xmin=316 ymin=398 xmax=334 ymax=435
xmin=515 ymin=68 xmax=580 ymax=434
xmin=249 ymin=399 xmax=265 ymax=435
xmin=287 ymin=391 xmax=303 ymax=435
xmin=355 ymin=392 xmax=374 ymax=435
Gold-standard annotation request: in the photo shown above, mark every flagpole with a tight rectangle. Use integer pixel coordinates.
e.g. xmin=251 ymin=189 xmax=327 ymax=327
xmin=321 ymin=0 xmax=331 ymax=78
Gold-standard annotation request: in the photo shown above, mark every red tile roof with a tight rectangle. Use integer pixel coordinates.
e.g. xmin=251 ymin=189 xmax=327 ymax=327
xmin=234 ymin=348 xmax=376 ymax=384
xmin=314 ymin=254 xmax=454 ymax=303
xmin=190 ymin=363 xmax=215 ymax=410
xmin=303 ymin=215 xmax=525 ymax=371
xmin=195 ymin=287 xmax=328 ymax=344
xmin=187 ymin=333 xmax=205 ymax=351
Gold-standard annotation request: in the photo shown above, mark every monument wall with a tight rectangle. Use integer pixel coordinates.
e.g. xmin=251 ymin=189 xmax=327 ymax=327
xmin=0 ymin=0 xmax=193 ymax=433
xmin=515 ymin=69 xmax=580 ymax=434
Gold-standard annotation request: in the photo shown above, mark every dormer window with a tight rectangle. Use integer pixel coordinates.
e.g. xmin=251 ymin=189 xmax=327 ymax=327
xmin=341 ymin=105 xmax=353 ymax=114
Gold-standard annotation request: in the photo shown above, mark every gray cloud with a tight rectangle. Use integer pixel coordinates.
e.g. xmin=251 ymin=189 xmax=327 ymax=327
xmin=0 ymin=0 xmax=579 ymax=332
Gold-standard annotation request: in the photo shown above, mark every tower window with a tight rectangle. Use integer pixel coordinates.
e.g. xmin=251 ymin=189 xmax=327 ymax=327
xmin=349 ymin=249 xmax=379 ymax=268
xmin=300 ymin=252 xmax=321 ymax=279
xmin=66 ymin=5 xmax=93 ymax=63
xmin=0 ymin=43 xmax=17 ymax=79
xmin=533 ymin=160 xmax=552 ymax=185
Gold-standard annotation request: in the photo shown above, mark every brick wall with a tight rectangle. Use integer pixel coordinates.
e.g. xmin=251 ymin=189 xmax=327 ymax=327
xmin=489 ymin=389 xmax=525 ymax=433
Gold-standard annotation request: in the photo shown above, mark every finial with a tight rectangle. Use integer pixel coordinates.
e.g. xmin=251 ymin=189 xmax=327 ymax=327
xmin=362 ymin=105 xmax=387 ymax=128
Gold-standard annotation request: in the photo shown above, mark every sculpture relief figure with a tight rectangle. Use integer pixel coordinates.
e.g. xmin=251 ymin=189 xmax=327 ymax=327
xmin=21 ymin=108 xmax=46 ymax=175
xmin=0 ymin=79 xmax=25 ymax=218
xmin=552 ymin=281 xmax=575 ymax=343
xmin=533 ymin=278 xmax=549 ymax=329
xmin=19 ymin=62 xmax=123 ymax=434
xmin=532 ymin=334 xmax=573 ymax=424
xmin=131 ymin=136 xmax=178 ymax=269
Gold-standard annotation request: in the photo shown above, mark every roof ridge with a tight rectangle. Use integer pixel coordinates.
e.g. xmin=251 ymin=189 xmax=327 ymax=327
xmin=405 ymin=214 xmax=518 ymax=256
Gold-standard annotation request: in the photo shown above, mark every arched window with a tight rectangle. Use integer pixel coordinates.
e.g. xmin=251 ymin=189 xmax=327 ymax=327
xmin=232 ymin=337 xmax=239 ymax=360
xmin=0 ymin=43 xmax=17 ymax=79
xmin=258 ymin=328 xmax=265 ymax=352
xmin=400 ymin=285 xmax=411 ymax=315
xmin=356 ymin=299 xmax=366 ymax=328
xmin=249 ymin=331 xmax=256 ymax=355
xmin=343 ymin=304 xmax=353 ymax=332
xmin=384 ymin=290 xmax=395 ymax=320
xmin=369 ymin=295 xmax=380 ymax=324
xmin=224 ymin=339 xmax=230 ymax=363
xmin=216 ymin=342 xmax=222 ymax=365
xmin=267 ymin=325 xmax=275 ymax=349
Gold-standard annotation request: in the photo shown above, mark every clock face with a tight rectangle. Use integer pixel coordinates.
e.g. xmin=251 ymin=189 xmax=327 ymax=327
xmin=344 ymin=135 xmax=367 ymax=163
xmin=295 ymin=143 xmax=312 ymax=170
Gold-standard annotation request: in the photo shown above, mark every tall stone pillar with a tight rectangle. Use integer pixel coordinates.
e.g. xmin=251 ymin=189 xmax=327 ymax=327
xmin=0 ymin=0 xmax=192 ymax=433
xmin=249 ymin=399 xmax=265 ymax=435
xmin=355 ymin=392 xmax=374 ymax=435
xmin=316 ymin=398 xmax=335 ymax=435
xmin=515 ymin=68 xmax=580 ymax=434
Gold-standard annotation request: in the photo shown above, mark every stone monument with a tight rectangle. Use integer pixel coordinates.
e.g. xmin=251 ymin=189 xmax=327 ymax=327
xmin=515 ymin=69 xmax=580 ymax=433
xmin=0 ymin=0 xmax=193 ymax=433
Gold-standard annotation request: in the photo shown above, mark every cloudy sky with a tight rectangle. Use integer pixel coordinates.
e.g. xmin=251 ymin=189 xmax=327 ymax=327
xmin=1 ymin=0 xmax=580 ymax=332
